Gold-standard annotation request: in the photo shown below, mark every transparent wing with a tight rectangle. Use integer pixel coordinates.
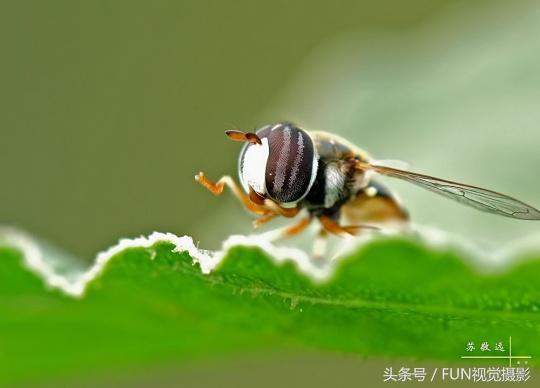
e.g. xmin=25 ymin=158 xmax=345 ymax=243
xmin=371 ymin=159 xmax=410 ymax=171
xmin=356 ymin=161 xmax=540 ymax=220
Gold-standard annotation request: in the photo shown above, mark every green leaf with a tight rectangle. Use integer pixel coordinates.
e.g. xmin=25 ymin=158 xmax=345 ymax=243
xmin=1 ymin=230 xmax=539 ymax=384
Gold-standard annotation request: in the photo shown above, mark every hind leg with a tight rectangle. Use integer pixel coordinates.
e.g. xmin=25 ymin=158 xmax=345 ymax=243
xmin=319 ymin=214 xmax=380 ymax=236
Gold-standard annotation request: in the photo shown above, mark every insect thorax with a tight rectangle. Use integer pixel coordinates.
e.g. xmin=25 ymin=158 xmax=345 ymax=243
xmin=301 ymin=131 xmax=371 ymax=213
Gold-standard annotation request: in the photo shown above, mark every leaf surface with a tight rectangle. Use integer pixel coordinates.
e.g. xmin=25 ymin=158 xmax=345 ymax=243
xmin=1 ymin=233 xmax=539 ymax=384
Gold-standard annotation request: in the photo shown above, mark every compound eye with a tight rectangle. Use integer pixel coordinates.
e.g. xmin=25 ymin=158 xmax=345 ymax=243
xmin=265 ymin=124 xmax=317 ymax=204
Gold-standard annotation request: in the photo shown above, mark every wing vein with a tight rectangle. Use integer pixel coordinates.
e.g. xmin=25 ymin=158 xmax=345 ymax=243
xmin=355 ymin=161 xmax=540 ymax=220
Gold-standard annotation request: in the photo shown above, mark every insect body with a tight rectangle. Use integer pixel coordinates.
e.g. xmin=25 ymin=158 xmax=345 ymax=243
xmin=196 ymin=122 xmax=540 ymax=255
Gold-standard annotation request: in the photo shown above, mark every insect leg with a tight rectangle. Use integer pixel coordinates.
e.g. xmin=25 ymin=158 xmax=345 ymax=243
xmin=319 ymin=214 xmax=379 ymax=236
xmin=270 ymin=217 xmax=312 ymax=240
xmin=252 ymin=212 xmax=278 ymax=229
xmin=195 ymin=172 xmax=271 ymax=216
xmin=312 ymin=228 xmax=328 ymax=260
xmin=263 ymin=199 xmax=301 ymax=218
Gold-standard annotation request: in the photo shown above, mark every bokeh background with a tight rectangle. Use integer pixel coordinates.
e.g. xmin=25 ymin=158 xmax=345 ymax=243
xmin=3 ymin=1 xmax=540 ymax=386
xmin=5 ymin=0 xmax=540 ymax=260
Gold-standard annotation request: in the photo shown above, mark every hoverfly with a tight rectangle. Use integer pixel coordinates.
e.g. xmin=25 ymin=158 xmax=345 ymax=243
xmin=196 ymin=123 xmax=540 ymax=255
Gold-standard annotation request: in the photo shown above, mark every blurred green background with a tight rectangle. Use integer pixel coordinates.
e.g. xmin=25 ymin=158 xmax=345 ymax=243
xmin=3 ymin=1 xmax=540 ymax=387
xmin=1 ymin=0 xmax=540 ymax=257
xmin=0 ymin=0 xmax=528 ymax=259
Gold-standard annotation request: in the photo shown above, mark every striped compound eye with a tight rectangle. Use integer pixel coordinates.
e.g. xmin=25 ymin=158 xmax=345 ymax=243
xmin=239 ymin=123 xmax=318 ymax=206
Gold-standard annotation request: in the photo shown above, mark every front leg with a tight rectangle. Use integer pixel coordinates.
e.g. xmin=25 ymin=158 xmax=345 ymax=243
xmin=195 ymin=172 xmax=271 ymax=216
xmin=253 ymin=203 xmax=301 ymax=228
xmin=263 ymin=199 xmax=301 ymax=218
